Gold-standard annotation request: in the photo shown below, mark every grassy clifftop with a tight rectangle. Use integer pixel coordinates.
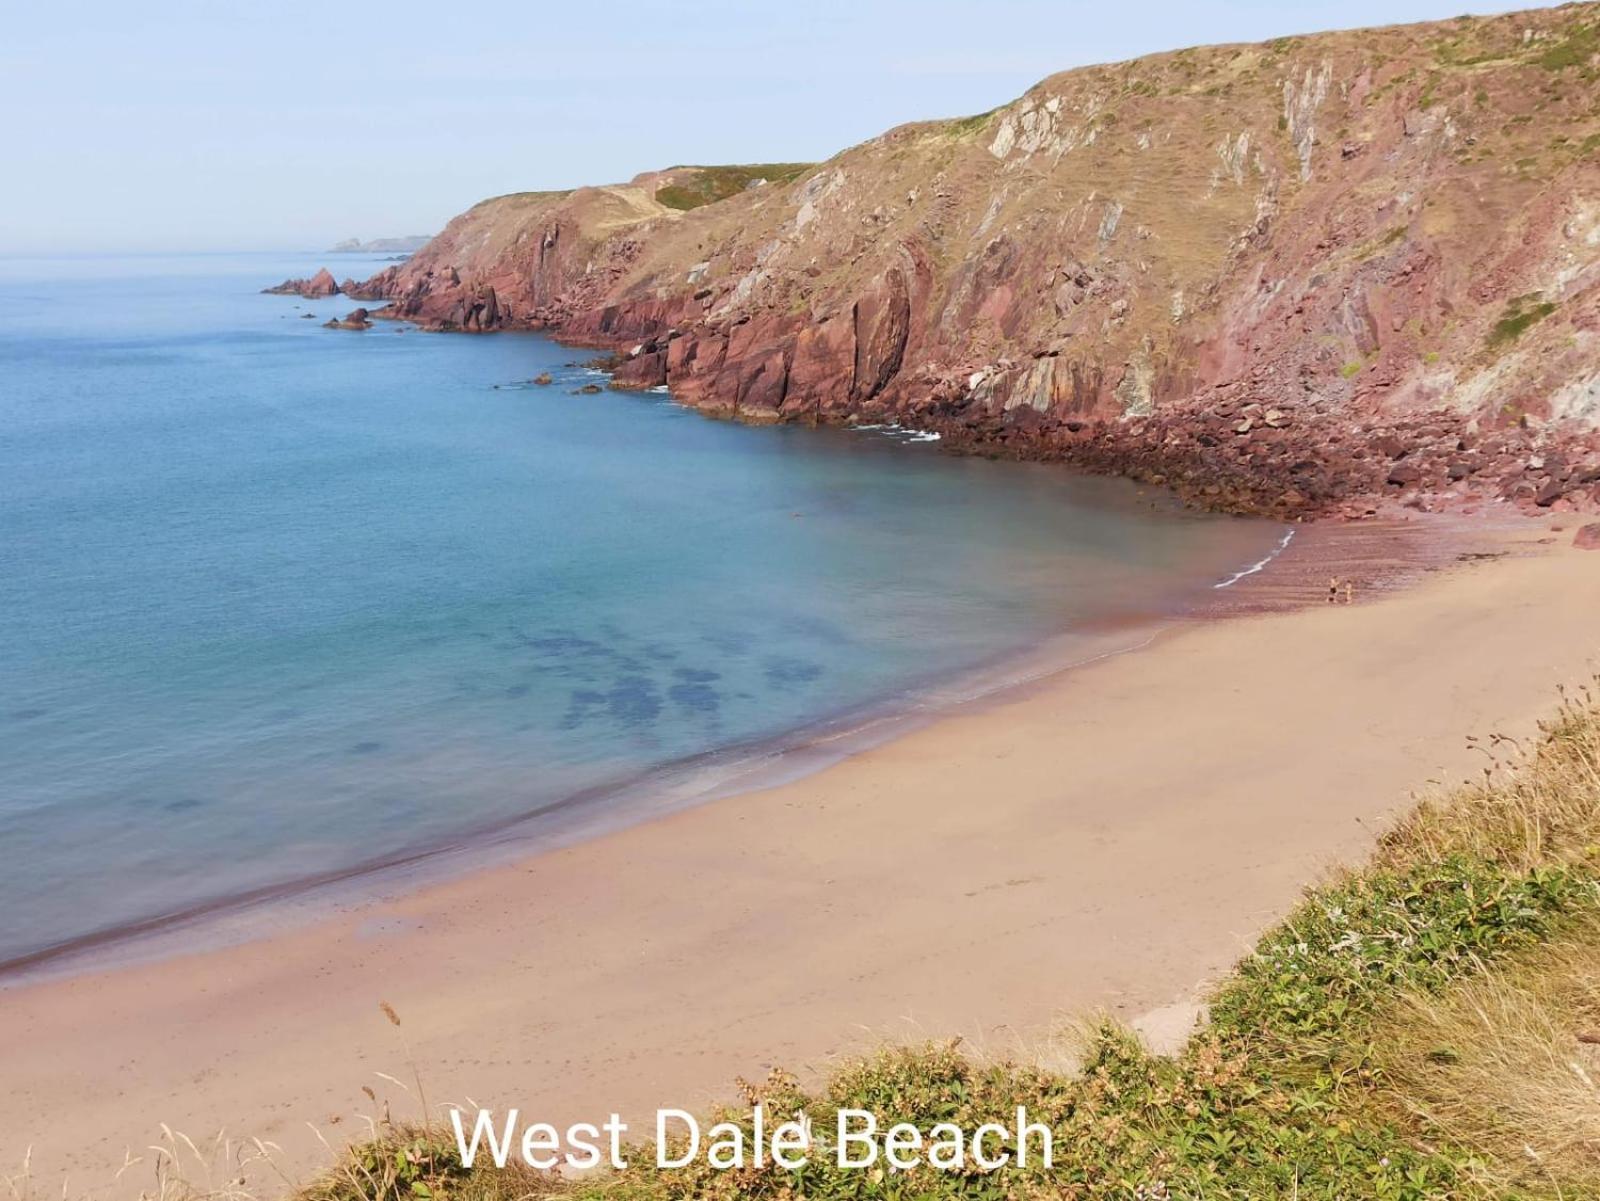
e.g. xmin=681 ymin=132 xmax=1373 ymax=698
xmin=282 ymin=686 xmax=1600 ymax=1201
xmin=652 ymin=165 xmax=815 ymax=212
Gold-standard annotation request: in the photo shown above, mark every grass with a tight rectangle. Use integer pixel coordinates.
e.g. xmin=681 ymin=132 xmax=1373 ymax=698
xmin=1536 ymin=21 xmax=1598 ymax=71
xmin=944 ymin=109 xmax=998 ymax=138
xmin=192 ymin=684 xmax=1599 ymax=1201
xmin=1375 ymin=916 xmax=1600 ymax=1187
xmin=653 ymin=165 xmax=815 ymax=212
xmin=1488 ymin=296 xmax=1558 ymax=350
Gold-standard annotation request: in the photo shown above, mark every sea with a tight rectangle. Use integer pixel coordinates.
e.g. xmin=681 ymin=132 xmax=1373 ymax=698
xmin=0 ymin=251 xmax=1288 ymax=970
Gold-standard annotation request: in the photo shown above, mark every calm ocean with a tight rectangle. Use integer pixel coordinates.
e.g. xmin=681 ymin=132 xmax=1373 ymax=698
xmin=0 ymin=252 xmax=1285 ymax=968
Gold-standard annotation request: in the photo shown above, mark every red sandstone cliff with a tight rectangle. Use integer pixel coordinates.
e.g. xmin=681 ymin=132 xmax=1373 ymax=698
xmin=317 ymin=4 xmax=1600 ymax=516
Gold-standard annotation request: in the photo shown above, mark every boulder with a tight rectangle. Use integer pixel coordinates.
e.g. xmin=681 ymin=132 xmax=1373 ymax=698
xmin=611 ymin=348 xmax=668 ymax=389
xmin=1575 ymin=523 xmax=1600 ymax=551
xmin=323 ymin=307 xmax=372 ymax=331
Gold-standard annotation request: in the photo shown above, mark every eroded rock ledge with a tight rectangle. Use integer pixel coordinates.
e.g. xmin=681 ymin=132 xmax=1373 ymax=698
xmin=332 ymin=268 xmax=1600 ymax=519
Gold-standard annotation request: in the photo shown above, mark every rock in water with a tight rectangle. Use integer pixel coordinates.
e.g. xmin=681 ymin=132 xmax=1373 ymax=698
xmin=263 ymin=267 xmax=340 ymax=299
xmin=323 ymin=308 xmax=372 ymax=331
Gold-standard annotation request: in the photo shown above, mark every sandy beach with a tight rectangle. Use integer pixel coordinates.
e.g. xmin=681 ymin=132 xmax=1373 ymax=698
xmin=4 ymin=516 xmax=1599 ymax=1196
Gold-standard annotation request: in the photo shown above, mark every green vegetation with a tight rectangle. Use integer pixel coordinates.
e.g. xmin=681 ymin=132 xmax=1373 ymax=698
xmin=1419 ymin=70 xmax=1443 ymax=109
xmin=276 ymin=690 xmax=1600 ymax=1201
xmin=944 ymin=109 xmax=998 ymax=137
xmin=653 ymin=164 xmax=814 ymax=212
xmin=1536 ymin=21 xmax=1598 ymax=71
xmin=1488 ymin=295 xmax=1558 ymax=350
xmin=1341 ymin=359 xmax=1366 ymax=377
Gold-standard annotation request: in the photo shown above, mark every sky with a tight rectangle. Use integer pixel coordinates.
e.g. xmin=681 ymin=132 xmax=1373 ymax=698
xmin=0 ymin=0 xmax=1555 ymax=254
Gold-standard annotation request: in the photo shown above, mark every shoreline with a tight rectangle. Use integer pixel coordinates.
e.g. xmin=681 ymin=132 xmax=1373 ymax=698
xmin=0 ymin=616 xmax=1172 ymax=987
xmin=0 ymin=492 xmax=1294 ymax=987
xmin=6 ymin=511 xmax=1593 ymax=1195
xmin=0 ymin=491 xmax=1438 ymax=989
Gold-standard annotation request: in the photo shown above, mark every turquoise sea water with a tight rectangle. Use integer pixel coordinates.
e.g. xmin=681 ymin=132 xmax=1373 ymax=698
xmin=0 ymin=252 xmax=1284 ymax=968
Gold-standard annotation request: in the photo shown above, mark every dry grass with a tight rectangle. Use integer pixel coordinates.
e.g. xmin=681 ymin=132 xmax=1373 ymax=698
xmin=1377 ymin=917 xmax=1600 ymax=1194
xmin=1377 ymin=681 xmax=1600 ymax=873
xmin=5 ymin=1128 xmax=293 ymax=1201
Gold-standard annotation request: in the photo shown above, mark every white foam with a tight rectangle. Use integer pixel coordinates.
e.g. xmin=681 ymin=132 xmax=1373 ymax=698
xmin=852 ymin=422 xmax=940 ymax=443
xmin=1213 ymin=528 xmax=1295 ymax=589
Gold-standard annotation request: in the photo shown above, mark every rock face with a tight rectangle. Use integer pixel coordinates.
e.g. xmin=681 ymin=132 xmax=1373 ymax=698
xmin=263 ymin=267 xmax=339 ymax=299
xmin=1576 ymin=523 xmax=1600 ymax=551
xmin=333 ymin=3 xmax=1600 ymax=516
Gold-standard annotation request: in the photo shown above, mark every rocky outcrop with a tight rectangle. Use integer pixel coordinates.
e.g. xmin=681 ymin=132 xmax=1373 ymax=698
xmin=323 ymin=308 xmax=372 ymax=331
xmin=262 ymin=267 xmax=339 ymax=299
xmin=320 ymin=3 xmax=1600 ymax=516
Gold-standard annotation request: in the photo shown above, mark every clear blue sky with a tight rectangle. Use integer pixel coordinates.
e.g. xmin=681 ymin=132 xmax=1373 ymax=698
xmin=2 ymin=0 xmax=1549 ymax=253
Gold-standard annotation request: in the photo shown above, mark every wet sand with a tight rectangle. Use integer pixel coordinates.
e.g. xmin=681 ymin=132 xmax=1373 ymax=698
xmin=3 ymin=516 xmax=1597 ymax=1196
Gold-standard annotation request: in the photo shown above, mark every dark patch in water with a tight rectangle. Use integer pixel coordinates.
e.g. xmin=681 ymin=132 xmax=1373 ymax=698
xmin=163 ymin=797 xmax=204 ymax=813
xmin=673 ymin=667 xmax=721 ymax=684
xmin=349 ymin=741 xmax=384 ymax=755
xmin=561 ymin=688 xmax=607 ymax=729
xmin=524 ymin=632 xmax=613 ymax=659
xmin=764 ymin=657 xmax=824 ymax=689
xmin=562 ymin=672 xmax=666 ymax=729
xmin=504 ymin=683 xmax=531 ymax=699
xmin=606 ymin=674 xmax=662 ymax=726
xmin=668 ymin=681 xmax=721 ymax=715
xmin=8 ymin=708 xmax=47 ymax=722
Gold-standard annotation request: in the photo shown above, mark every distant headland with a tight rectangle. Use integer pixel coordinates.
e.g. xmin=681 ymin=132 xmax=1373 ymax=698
xmin=325 ymin=235 xmax=432 ymax=254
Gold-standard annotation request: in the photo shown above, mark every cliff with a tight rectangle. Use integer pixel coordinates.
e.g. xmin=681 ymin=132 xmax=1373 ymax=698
xmin=324 ymin=4 xmax=1600 ymax=516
